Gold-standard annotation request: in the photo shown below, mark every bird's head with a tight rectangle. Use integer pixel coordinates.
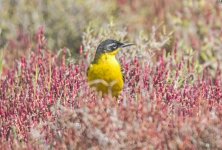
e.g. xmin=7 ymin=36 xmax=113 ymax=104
xmin=95 ymin=39 xmax=134 ymax=57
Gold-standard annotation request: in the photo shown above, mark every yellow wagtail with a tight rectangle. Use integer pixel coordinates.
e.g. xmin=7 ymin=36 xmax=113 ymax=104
xmin=87 ymin=39 xmax=134 ymax=97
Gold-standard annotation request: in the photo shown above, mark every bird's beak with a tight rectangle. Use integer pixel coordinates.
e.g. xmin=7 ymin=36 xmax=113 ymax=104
xmin=121 ymin=43 xmax=135 ymax=48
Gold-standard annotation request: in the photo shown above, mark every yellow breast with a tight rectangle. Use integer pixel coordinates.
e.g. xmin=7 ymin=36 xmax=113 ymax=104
xmin=87 ymin=54 xmax=124 ymax=97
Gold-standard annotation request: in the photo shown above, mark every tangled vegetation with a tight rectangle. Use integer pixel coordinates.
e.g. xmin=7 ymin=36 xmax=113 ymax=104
xmin=0 ymin=0 xmax=222 ymax=149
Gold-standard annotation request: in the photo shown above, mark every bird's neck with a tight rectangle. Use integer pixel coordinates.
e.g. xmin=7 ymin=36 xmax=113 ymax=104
xmin=94 ymin=54 xmax=118 ymax=64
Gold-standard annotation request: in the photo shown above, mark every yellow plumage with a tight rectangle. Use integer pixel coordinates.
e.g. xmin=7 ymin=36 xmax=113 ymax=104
xmin=87 ymin=39 xmax=134 ymax=97
xmin=87 ymin=49 xmax=124 ymax=97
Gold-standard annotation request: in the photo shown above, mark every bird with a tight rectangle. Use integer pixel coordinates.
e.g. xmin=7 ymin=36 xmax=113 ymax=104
xmin=87 ymin=39 xmax=134 ymax=97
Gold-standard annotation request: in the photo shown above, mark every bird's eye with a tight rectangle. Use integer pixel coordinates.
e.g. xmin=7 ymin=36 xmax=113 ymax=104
xmin=107 ymin=43 xmax=117 ymax=50
xmin=112 ymin=44 xmax=117 ymax=49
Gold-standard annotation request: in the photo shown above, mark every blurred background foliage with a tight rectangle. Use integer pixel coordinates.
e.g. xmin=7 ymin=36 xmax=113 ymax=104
xmin=0 ymin=0 xmax=222 ymax=72
xmin=0 ymin=0 xmax=116 ymax=51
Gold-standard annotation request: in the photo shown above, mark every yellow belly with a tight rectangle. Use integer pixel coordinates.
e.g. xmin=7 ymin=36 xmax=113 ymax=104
xmin=87 ymin=55 xmax=124 ymax=97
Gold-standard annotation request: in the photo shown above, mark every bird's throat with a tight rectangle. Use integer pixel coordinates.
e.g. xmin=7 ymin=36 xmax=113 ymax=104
xmin=98 ymin=54 xmax=118 ymax=64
